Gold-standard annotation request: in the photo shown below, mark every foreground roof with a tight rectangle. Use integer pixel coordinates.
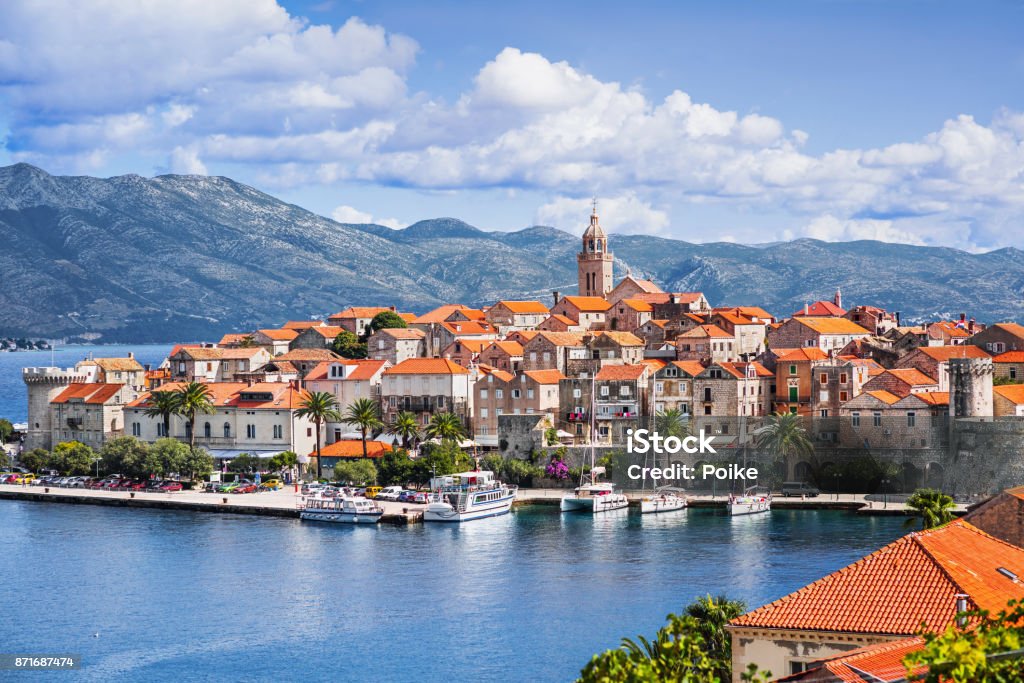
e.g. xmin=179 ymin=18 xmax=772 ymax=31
xmin=52 ymin=383 xmax=124 ymax=404
xmin=383 ymin=358 xmax=469 ymax=375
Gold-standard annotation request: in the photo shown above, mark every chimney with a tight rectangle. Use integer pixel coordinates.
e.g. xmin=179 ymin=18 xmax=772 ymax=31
xmin=895 ymin=311 xmax=901 ymax=327
xmin=552 ymin=290 xmax=560 ymax=307
xmin=960 ymin=313 xmax=966 ymax=323
xmin=834 ymin=287 xmax=842 ymax=309
xmin=955 ymin=594 xmax=969 ymax=628
xmin=144 ymin=364 xmax=151 ymax=372
xmin=128 ymin=351 xmax=135 ymax=359
xmin=804 ymin=303 xmax=810 ymax=316
xmin=968 ymin=318 xmax=976 ymax=333
xmin=389 ymin=305 xmax=396 ymax=311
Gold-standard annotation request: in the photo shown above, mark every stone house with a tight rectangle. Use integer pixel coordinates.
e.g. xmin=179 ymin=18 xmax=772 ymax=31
xmin=271 ymin=349 xmax=342 ymax=380
xmin=792 ymin=290 xmax=846 ymax=317
xmin=485 ymin=300 xmax=550 ymax=332
xmin=303 ymin=359 xmax=389 ymax=442
xmin=773 ymin=347 xmax=830 ymax=414
xmin=252 ymin=328 xmax=299 ymax=356
xmin=676 ymin=324 xmax=736 ymax=364
xmin=521 ymin=332 xmax=585 ymax=374
xmin=634 ymin=319 xmax=671 ymax=348
xmin=537 ymin=314 xmax=583 ymax=332
xmin=76 ymin=356 xmax=147 ymax=386
xmin=550 ymin=295 xmax=612 ymax=330
xmin=861 ymin=368 xmax=939 ymax=398
xmin=473 ymin=367 xmax=564 ymax=447
xmin=993 ymin=350 xmax=1024 ymax=382
xmin=709 ymin=309 xmax=767 ymax=359
xmin=843 ymin=305 xmax=899 ymax=335
xmin=970 ymin=322 xmax=1024 ymax=354
xmin=809 ymin=359 xmax=872 ymax=419
xmin=766 ymin=317 xmax=871 ymax=353
xmin=126 ymin=381 xmax=317 ymax=460
xmin=477 ymin=341 xmax=525 ymax=374
xmin=994 ymin=384 xmax=1024 ymax=417
xmin=728 ymin=520 xmax=1024 ymax=681
xmin=327 ymin=306 xmax=401 ymax=335
xmin=893 ymin=344 xmax=989 ymax=391
xmin=606 ymin=275 xmax=664 ymax=305
xmin=367 ymin=327 xmax=426 ymax=366
xmin=838 ymin=389 xmax=948 ymax=449
xmin=49 ymin=383 xmax=138 ymax=450
xmin=282 ymin=320 xmax=325 ymax=331
xmin=168 ymin=346 xmax=271 ymax=383
xmin=607 ymin=298 xmax=653 ymax=332
xmin=651 ymin=360 xmax=705 ymax=417
xmin=713 ymin=306 xmax=776 ymax=324
xmin=288 ymin=325 xmax=344 ymax=350
xmin=380 ymin=358 xmax=473 ymax=430
xmin=558 ymin=364 xmax=649 ymax=445
xmin=441 ymin=339 xmax=489 ymax=368
xmin=644 ymin=292 xmax=711 ymax=317
xmin=504 ymin=330 xmax=539 ymax=346
xmin=692 ymin=362 xmax=772 ymax=424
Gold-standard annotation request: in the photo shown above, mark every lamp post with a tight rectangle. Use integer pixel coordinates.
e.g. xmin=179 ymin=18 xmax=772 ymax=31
xmin=881 ymin=478 xmax=891 ymax=509
xmin=833 ymin=472 xmax=840 ymax=501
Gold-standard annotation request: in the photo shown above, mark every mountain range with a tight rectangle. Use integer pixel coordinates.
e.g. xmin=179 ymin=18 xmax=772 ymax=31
xmin=1 ymin=163 xmax=1022 ymax=342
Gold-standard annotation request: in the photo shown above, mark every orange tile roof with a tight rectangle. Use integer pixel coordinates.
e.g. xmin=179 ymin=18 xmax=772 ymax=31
xmin=257 ymin=328 xmax=299 ymax=341
xmin=865 ymin=389 xmax=902 ymax=404
xmin=994 ymin=384 xmax=1024 ymax=405
xmin=992 ymin=322 xmax=1024 ymax=338
xmin=440 ymin=320 xmax=496 ymax=336
xmin=523 ymin=369 xmax=567 ymax=384
xmin=679 ymin=324 xmax=732 ymax=339
xmin=795 ymin=317 xmax=871 ymax=335
xmin=994 ymin=350 xmax=1024 ymax=363
xmin=485 ymin=341 xmax=524 ymax=356
xmin=397 ymin=312 xmax=417 ymax=323
xmin=282 ymin=320 xmax=325 ymax=329
xmin=377 ymin=327 xmax=425 ymax=340
xmin=593 ymin=331 xmax=645 ymax=345
xmin=81 ymin=357 xmax=144 ymax=372
xmin=477 ymin=365 xmax=514 ymax=383
xmin=175 ymin=346 xmax=268 ymax=361
xmin=304 ymin=359 xmax=389 ymax=382
xmin=495 ymin=300 xmax=550 ymax=314
xmin=776 ymin=347 xmax=830 ymax=362
xmin=641 ymin=358 xmax=667 ymax=371
xmin=218 ymin=333 xmax=250 ymax=345
xmin=317 ymin=440 xmax=393 ymax=459
xmin=715 ymin=306 xmax=775 ymax=320
xmin=645 ymin=319 xmax=669 ymax=329
xmin=916 ymin=345 xmax=990 ymax=361
xmin=916 ymin=391 xmax=949 ymax=406
xmin=532 ymin=331 xmax=585 ymax=346
xmin=595 ymin=364 xmax=648 ymax=381
xmin=274 ymin=349 xmax=341 ymax=362
xmin=930 ymin=321 xmax=972 ymax=338
xmin=620 ymin=298 xmax=654 ymax=312
xmin=730 ymin=520 xmax=1024 ymax=635
xmin=543 ymin=314 xmax=578 ymax=327
xmin=128 ymin=382 xmax=302 ymax=410
xmin=670 ymin=360 xmax=706 ymax=376
xmin=383 ymin=358 xmax=469 ymax=375
xmin=444 ymin=339 xmax=489 ymax=353
xmin=561 ymin=296 xmax=612 ymax=312
xmin=412 ymin=304 xmax=470 ymax=324
xmin=714 ymin=310 xmax=757 ymax=326
xmin=884 ymin=368 xmax=938 ymax=386
xmin=506 ymin=330 xmax=539 ymax=342
xmin=302 ymin=325 xmax=344 ymax=339
xmin=330 ymin=306 xmax=394 ymax=319
xmin=793 ymin=300 xmax=847 ymax=317
xmin=52 ymin=383 xmax=124 ymax=404
xmin=796 ymin=636 xmax=927 ymax=683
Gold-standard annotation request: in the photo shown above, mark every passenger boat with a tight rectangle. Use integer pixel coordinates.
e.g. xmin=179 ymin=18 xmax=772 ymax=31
xmin=561 ymin=379 xmax=629 ymax=514
xmin=640 ymin=488 xmax=687 ymax=514
xmin=424 ymin=470 xmax=517 ymax=523
xmin=728 ymin=486 xmax=771 ymax=516
xmin=300 ymin=496 xmax=384 ymax=524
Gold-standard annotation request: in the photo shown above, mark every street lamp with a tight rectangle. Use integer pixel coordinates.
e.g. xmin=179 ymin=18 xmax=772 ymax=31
xmin=881 ymin=478 xmax=891 ymax=509
xmin=833 ymin=472 xmax=840 ymax=501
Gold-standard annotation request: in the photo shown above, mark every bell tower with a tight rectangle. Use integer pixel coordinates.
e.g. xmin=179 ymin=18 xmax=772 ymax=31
xmin=577 ymin=201 xmax=614 ymax=297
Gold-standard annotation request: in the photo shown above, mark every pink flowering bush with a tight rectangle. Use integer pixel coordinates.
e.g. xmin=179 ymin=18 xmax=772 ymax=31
xmin=546 ymin=456 xmax=569 ymax=480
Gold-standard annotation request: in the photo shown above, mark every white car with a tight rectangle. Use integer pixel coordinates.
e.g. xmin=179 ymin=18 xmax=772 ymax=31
xmin=376 ymin=486 xmax=404 ymax=501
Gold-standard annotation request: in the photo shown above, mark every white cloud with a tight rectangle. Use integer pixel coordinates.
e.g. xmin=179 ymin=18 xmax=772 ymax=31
xmin=169 ymin=146 xmax=208 ymax=175
xmin=331 ymin=204 xmax=403 ymax=229
xmin=535 ymin=193 xmax=669 ymax=235
xmin=798 ymin=214 xmax=926 ymax=246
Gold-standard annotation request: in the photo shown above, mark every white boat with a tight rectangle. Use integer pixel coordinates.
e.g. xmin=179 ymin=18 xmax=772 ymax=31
xmin=560 ymin=481 xmax=629 ymax=513
xmin=640 ymin=488 xmax=687 ymax=514
xmin=300 ymin=496 xmax=384 ymax=524
xmin=424 ymin=470 xmax=517 ymax=523
xmin=728 ymin=487 xmax=771 ymax=516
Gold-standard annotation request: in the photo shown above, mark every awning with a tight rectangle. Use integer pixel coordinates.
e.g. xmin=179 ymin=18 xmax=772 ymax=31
xmin=208 ymin=449 xmax=286 ymax=460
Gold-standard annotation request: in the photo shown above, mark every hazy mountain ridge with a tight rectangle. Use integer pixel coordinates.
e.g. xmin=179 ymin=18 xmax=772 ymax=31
xmin=1 ymin=163 xmax=1021 ymax=342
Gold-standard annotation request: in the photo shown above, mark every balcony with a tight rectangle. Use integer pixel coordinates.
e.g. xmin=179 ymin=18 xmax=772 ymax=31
xmin=566 ymin=411 xmax=588 ymax=422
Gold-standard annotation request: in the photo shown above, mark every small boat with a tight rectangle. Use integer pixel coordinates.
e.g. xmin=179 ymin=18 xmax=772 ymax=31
xmin=640 ymin=488 xmax=687 ymax=514
xmin=728 ymin=486 xmax=771 ymax=516
xmin=561 ymin=481 xmax=629 ymax=513
xmin=300 ymin=496 xmax=384 ymax=524
xmin=424 ymin=470 xmax=517 ymax=523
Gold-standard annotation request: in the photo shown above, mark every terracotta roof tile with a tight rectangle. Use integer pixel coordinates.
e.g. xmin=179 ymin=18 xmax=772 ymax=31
xmin=679 ymin=324 xmax=733 ymax=339
xmin=994 ymin=384 xmax=1024 ymax=404
xmin=776 ymin=348 xmax=830 ymax=362
xmin=274 ymin=349 xmax=341 ymax=362
xmin=282 ymin=320 xmax=325 ymax=329
xmin=52 ymin=383 xmax=124 ymax=404
xmin=318 ymin=440 xmax=393 ymax=459
xmin=670 ymin=360 xmax=706 ymax=376
xmin=412 ymin=304 xmax=470 ymax=324
xmin=593 ymin=331 xmax=645 ymax=345
xmin=304 ymin=359 xmax=388 ymax=382
xmin=994 ymin=350 xmax=1024 ymax=363
xmin=523 ymin=369 xmax=567 ymax=384
xmin=376 ymin=327 xmax=425 ymax=340
xmin=494 ymin=300 xmax=550 ymax=314
xmin=883 ymin=368 xmax=938 ymax=386
xmin=330 ymin=306 xmax=394 ymax=319
xmin=865 ymin=389 xmax=902 ymax=404
xmin=595 ymin=364 xmax=648 ymax=381
xmin=793 ymin=301 xmax=847 ymax=317
xmin=81 ymin=357 xmax=144 ymax=372
xmin=916 ymin=345 xmax=990 ymax=361
xmin=439 ymin=320 xmax=496 ymax=336
xmin=794 ymin=317 xmax=871 ymax=335
xmin=383 ymin=358 xmax=469 ymax=375
xmin=257 ymin=328 xmax=299 ymax=341
xmin=561 ymin=296 xmax=612 ymax=312
xmin=620 ymin=298 xmax=654 ymax=312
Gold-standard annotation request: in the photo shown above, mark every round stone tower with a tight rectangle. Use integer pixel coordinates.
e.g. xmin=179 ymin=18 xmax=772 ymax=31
xmin=948 ymin=356 xmax=994 ymax=418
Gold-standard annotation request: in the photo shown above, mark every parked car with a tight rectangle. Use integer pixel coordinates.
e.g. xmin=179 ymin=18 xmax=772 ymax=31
xmin=220 ymin=480 xmax=250 ymax=493
xmin=146 ymin=479 xmax=167 ymax=491
xmin=234 ymin=482 xmax=258 ymax=494
xmin=781 ymin=481 xmax=820 ymax=497
xmin=398 ymin=490 xmax=417 ymax=503
xmin=260 ymin=479 xmax=282 ymax=491
xmin=301 ymin=482 xmax=326 ymax=495
xmin=31 ymin=475 xmax=55 ymax=486
xmin=159 ymin=481 xmax=184 ymax=492
xmin=68 ymin=476 xmax=92 ymax=488
xmin=412 ymin=492 xmax=429 ymax=504
xmin=14 ymin=473 xmax=36 ymax=485
xmin=129 ymin=479 xmax=148 ymax=491
xmin=376 ymin=486 xmax=404 ymax=501
xmin=1 ymin=473 xmax=21 ymax=484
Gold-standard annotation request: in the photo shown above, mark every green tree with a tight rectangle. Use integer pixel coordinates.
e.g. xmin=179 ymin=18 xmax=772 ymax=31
xmin=905 ymin=488 xmax=956 ymax=530
xmin=344 ymin=398 xmax=384 ymax=460
xmin=424 ymin=412 xmax=466 ymax=443
xmin=230 ymin=453 xmax=258 ymax=474
xmin=175 ymin=382 xmax=215 ymax=449
xmin=377 ymin=448 xmax=415 ymax=486
xmin=100 ymin=437 xmax=150 ymax=478
xmin=369 ymin=311 xmax=408 ymax=334
xmin=388 ymin=410 xmax=421 ymax=450
xmin=753 ymin=412 xmax=814 ymax=482
xmin=545 ymin=426 xmax=560 ymax=446
xmin=683 ymin=595 xmax=747 ymax=680
xmin=332 ymin=330 xmax=368 ymax=359
xmin=656 ymin=408 xmax=691 ymax=438
xmin=906 ymin=599 xmax=1024 ymax=682
xmin=268 ymin=450 xmax=299 ymax=473
xmin=143 ymin=390 xmax=180 ymax=440
xmin=182 ymin=447 xmax=214 ymax=486
xmin=20 ymin=448 xmax=50 ymax=473
xmin=413 ymin=440 xmax=470 ymax=484
xmin=0 ymin=417 xmax=14 ymax=443
xmin=151 ymin=438 xmax=189 ymax=477
xmin=238 ymin=335 xmax=256 ymax=348
xmin=49 ymin=441 xmax=96 ymax=476
xmin=296 ymin=391 xmax=342 ymax=480
xmin=331 ymin=459 xmax=378 ymax=485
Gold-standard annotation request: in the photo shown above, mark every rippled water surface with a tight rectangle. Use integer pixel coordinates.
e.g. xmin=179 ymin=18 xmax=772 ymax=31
xmin=1 ymin=501 xmax=906 ymax=681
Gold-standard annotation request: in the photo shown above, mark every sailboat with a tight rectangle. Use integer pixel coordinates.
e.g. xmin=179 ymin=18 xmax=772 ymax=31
xmin=560 ymin=374 xmax=629 ymax=513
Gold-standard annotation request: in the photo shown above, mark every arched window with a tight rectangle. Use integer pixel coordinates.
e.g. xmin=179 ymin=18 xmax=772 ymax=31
xmin=204 ymin=422 xmax=211 ymax=438
xmin=185 ymin=422 xmax=192 ymax=438
xmin=224 ymin=422 xmax=231 ymax=438
xmin=596 ymin=240 xmax=603 ymax=252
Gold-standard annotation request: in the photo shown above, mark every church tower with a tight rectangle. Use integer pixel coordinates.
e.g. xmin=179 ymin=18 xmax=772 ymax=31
xmin=577 ymin=203 xmax=614 ymax=297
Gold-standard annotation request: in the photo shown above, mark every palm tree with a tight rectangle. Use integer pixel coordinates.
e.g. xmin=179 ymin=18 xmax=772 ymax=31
xmin=753 ymin=411 xmax=814 ymax=481
xmin=655 ymin=408 xmax=690 ymax=438
xmin=174 ymin=382 xmax=214 ymax=449
xmin=296 ymin=391 xmax=342 ymax=480
xmin=424 ymin=412 xmax=466 ymax=443
xmin=144 ymin=390 xmax=180 ymax=440
xmin=389 ymin=410 xmax=421 ymax=450
xmin=343 ymin=397 xmax=383 ymax=461
xmin=684 ymin=594 xmax=746 ymax=661
xmin=905 ymin=488 xmax=956 ymax=529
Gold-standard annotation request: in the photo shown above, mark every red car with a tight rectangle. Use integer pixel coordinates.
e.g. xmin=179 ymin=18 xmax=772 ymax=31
xmin=158 ymin=481 xmax=184 ymax=492
xmin=130 ymin=480 xmax=148 ymax=491
xmin=233 ymin=483 xmax=258 ymax=494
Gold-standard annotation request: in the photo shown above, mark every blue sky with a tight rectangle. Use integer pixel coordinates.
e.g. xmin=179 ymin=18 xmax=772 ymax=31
xmin=1 ymin=0 xmax=1022 ymax=249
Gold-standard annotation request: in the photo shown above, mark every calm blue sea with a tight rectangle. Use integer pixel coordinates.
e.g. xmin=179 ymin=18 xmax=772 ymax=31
xmin=0 ymin=503 xmax=907 ymax=682
xmin=0 ymin=344 xmax=173 ymax=424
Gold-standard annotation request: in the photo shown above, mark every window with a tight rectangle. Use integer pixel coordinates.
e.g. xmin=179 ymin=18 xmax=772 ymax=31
xmin=1012 ymin=368 xmax=1018 ymax=380
xmin=820 ymin=409 xmax=829 ymax=417
xmin=907 ymin=412 xmax=916 ymax=427
xmin=620 ymin=386 xmax=630 ymax=396
xmin=789 ymin=386 xmax=798 ymax=402
xmin=156 ymin=423 xmax=165 ymax=437
xmin=840 ymin=373 xmax=848 ymax=384
xmin=703 ymin=387 xmax=712 ymax=402
xmin=204 ymin=422 xmax=211 ymax=438
xmin=512 ymin=389 xmax=521 ymax=399
xmin=246 ymin=424 xmax=256 ymax=439
xmin=480 ymin=408 xmax=488 ymax=419
xmin=852 ymin=412 xmax=861 ymax=427
xmin=789 ymin=662 xmax=809 ymax=675
xmin=224 ymin=422 xmax=231 ymax=438
xmin=819 ymin=373 xmax=828 ymax=384
xmin=495 ymin=389 xmax=503 ymax=399
xmin=601 ymin=386 xmax=610 ymax=396
xmin=480 ymin=388 xmax=489 ymax=399
xmin=873 ymin=412 xmax=882 ymax=427
xmin=438 ymin=395 xmax=446 ymax=408
xmin=530 ymin=352 xmax=537 ymax=362
xmin=131 ymin=422 xmax=141 ymax=437
xmin=656 ymin=382 xmax=664 ymax=393
xmin=273 ymin=424 xmax=283 ymax=439
xmin=496 ymin=408 xmax=504 ymax=416
xmin=789 ymin=364 xmax=797 ymax=375
xmin=840 ymin=391 xmax=848 ymax=402
xmin=704 ymin=405 xmax=711 ymax=415
xmin=527 ymin=388 xmax=534 ymax=399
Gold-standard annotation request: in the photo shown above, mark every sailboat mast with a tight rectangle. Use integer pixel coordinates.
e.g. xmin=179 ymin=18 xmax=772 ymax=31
xmin=590 ymin=372 xmax=596 ymax=485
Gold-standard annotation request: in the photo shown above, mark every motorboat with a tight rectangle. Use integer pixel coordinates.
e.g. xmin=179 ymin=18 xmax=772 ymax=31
xmin=300 ymin=496 xmax=384 ymax=524
xmin=424 ymin=470 xmax=517 ymax=523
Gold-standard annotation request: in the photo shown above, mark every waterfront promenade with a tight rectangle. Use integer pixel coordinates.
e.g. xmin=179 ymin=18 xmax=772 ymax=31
xmin=0 ymin=483 xmax=962 ymax=521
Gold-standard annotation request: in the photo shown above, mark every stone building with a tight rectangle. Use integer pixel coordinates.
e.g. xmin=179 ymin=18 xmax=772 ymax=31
xmin=367 ymin=327 xmax=426 ymax=366
xmin=380 ymin=358 xmax=473 ymax=430
xmin=606 ymin=275 xmax=663 ymax=305
xmin=551 ymin=296 xmax=611 ymax=331
xmin=651 ymin=360 xmax=705 ymax=417
xmin=994 ymin=384 xmax=1024 ymax=416
xmin=894 ymin=344 xmax=990 ymax=391
xmin=473 ymin=367 xmax=564 ymax=447
xmin=477 ymin=341 xmax=524 ymax=374
xmin=288 ymin=325 xmax=344 ymax=350
xmin=860 ymin=368 xmax=939 ymax=397
xmin=709 ymin=309 xmax=768 ymax=359
xmin=327 ymin=306 xmax=403 ymax=335
xmin=676 ymin=324 xmax=736 ymax=364
xmin=948 ymin=356 xmax=994 ymax=418
xmin=251 ymin=328 xmax=298 ymax=356
xmin=577 ymin=207 xmax=614 ymax=297
xmin=969 ymin=321 xmax=1024 ymax=354
xmin=485 ymin=300 xmax=550 ymax=332
xmin=303 ymin=359 xmax=389 ymax=442
xmin=521 ymin=332 xmax=585 ymax=374
xmin=168 ymin=346 xmax=271 ymax=383
xmin=440 ymin=339 xmax=488 ymax=369
xmin=992 ymin=350 xmax=1024 ymax=382
xmin=767 ymin=317 xmax=871 ymax=353
xmin=607 ymin=298 xmax=653 ymax=333
xmin=49 ymin=383 xmax=138 ymax=450
xmin=773 ymin=347 xmax=830 ymax=414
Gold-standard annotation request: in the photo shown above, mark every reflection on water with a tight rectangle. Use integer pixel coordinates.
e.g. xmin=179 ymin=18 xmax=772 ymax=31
xmin=1 ymin=501 xmax=907 ymax=683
